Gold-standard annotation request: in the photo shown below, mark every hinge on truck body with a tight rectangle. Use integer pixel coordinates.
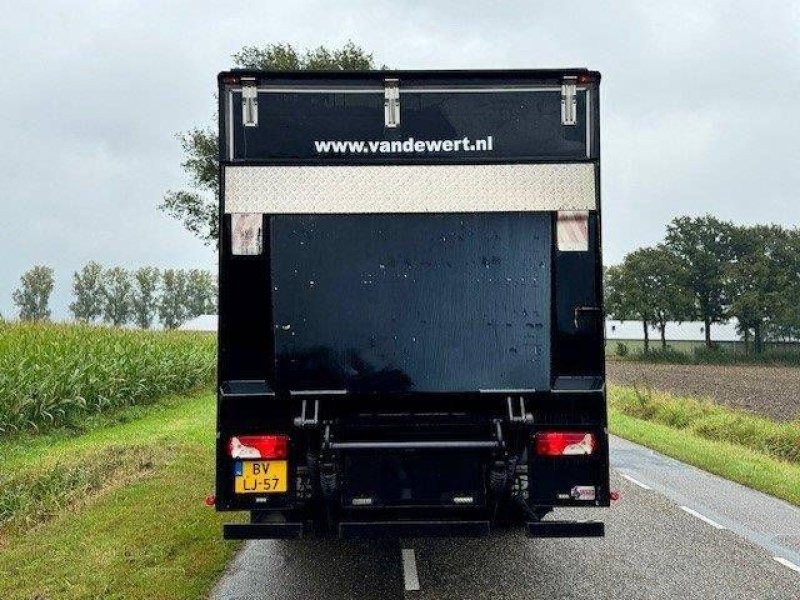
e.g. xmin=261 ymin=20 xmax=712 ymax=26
xmin=507 ymin=396 xmax=534 ymax=424
xmin=293 ymin=399 xmax=320 ymax=428
xmin=241 ymin=78 xmax=258 ymax=127
xmin=561 ymin=77 xmax=577 ymax=126
xmin=384 ymin=78 xmax=400 ymax=128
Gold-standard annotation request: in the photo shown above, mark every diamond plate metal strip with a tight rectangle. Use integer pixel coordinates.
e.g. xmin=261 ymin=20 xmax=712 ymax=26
xmin=224 ymin=163 xmax=596 ymax=214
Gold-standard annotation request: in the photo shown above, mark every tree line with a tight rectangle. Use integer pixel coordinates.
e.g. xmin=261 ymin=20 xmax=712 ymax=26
xmin=605 ymin=216 xmax=800 ymax=353
xmin=10 ymin=264 xmax=216 ymax=329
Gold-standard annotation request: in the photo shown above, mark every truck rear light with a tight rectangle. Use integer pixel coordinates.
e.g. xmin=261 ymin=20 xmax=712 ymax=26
xmin=228 ymin=435 xmax=289 ymax=460
xmin=535 ymin=432 xmax=596 ymax=456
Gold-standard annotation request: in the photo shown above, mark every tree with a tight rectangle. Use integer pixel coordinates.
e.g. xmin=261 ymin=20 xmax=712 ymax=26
xmin=781 ymin=230 xmax=800 ymax=340
xmin=159 ymin=42 xmax=378 ymax=245
xmin=630 ymin=246 xmax=693 ymax=350
xmin=159 ymin=269 xmax=189 ymax=329
xmin=727 ymin=225 xmax=795 ymax=354
xmin=605 ymin=262 xmax=653 ymax=351
xmin=231 ymin=41 xmax=377 ymax=72
xmin=605 ymin=247 xmax=693 ymax=352
xmin=664 ymin=215 xmax=735 ymax=347
xmin=69 ymin=261 xmax=105 ymax=322
xmin=12 ymin=266 xmax=55 ymax=322
xmin=132 ymin=267 xmax=160 ymax=329
xmin=101 ymin=267 xmax=133 ymax=326
xmin=184 ymin=269 xmax=217 ymax=318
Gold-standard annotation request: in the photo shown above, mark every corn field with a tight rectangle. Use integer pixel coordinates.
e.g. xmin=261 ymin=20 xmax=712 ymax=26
xmin=0 ymin=322 xmax=215 ymax=435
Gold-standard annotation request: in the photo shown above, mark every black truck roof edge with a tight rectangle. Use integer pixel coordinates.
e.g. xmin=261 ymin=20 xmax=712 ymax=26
xmin=218 ymin=67 xmax=601 ymax=83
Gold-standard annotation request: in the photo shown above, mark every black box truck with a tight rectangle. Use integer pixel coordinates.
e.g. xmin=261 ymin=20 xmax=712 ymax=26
xmin=215 ymin=69 xmax=609 ymax=539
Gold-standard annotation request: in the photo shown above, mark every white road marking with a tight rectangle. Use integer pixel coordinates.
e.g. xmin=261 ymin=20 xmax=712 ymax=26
xmin=402 ymin=548 xmax=420 ymax=591
xmin=680 ymin=506 xmax=726 ymax=530
xmin=773 ymin=556 xmax=800 ymax=574
xmin=619 ymin=472 xmax=652 ymax=490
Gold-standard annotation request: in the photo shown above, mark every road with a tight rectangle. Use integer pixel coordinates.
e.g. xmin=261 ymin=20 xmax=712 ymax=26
xmin=211 ymin=436 xmax=800 ymax=599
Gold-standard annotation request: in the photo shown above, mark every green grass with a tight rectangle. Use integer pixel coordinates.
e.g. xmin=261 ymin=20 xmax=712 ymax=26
xmin=609 ymin=386 xmax=800 ymax=506
xmin=0 ymin=391 xmax=243 ymax=600
xmin=0 ymin=322 xmax=215 ymax=435
xmin=609 ymin=385 xmax=800 ymax=463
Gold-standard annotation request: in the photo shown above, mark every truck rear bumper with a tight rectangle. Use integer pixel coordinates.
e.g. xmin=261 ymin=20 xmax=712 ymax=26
xmin=340 ymin=520 xmax=490 ymax=538
xmin=223 ymin=522 xmax=304 ymax=540
xmin=222 ymin=520 xmax=491 ymax=539
xmin=223 ymin=519 xmax=605 ymax=539
xmin=526 ymin=520 xmax=605 ymax=538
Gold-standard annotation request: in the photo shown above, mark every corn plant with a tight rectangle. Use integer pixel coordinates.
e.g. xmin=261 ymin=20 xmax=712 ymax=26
xmin=0 ymin=322 xmax=215 ymax=435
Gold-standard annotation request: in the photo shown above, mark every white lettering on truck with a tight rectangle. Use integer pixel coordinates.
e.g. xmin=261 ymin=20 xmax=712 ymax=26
xmin=314 ymin=136 xmax=494 ymax=155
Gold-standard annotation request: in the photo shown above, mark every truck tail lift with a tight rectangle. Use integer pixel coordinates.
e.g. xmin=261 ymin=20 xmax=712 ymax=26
xmin=215 ymin=68 xmax=609 ymax=540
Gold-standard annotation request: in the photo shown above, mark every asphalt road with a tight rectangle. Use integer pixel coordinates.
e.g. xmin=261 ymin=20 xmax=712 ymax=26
xmin=211 ymin=437 xmax=800 ymax=599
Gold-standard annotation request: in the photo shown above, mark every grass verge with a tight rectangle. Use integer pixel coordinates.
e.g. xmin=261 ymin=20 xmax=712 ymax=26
xmin=609 ymin=386 xmax=800 ymax=506
xmin=0 ymin=391 xmax=243 ymax=600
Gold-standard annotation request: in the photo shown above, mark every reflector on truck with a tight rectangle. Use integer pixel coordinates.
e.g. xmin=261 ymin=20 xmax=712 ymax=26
xmin=557 ymin=211 xmax=590 ymax=252
xmin=230 ymin=213 xmax=262 ymax=256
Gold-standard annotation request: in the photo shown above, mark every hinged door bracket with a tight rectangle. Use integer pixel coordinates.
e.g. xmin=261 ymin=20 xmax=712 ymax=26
xmin=241 ymin=78 xmax=258 ymax=127
xmin=384 ymin=78 xmax=400 ymax=128
xmin=561 ymin=77 xmax=577 ymax=126
xmin=507 ymin=396 xmax=533 ymax=424
xmin=294 ymin=399 xmax=320 ymax=428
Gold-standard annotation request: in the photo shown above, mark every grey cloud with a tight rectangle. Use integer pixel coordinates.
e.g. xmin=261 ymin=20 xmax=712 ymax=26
xmin=0 ymin=1 xmax=797 ymax=317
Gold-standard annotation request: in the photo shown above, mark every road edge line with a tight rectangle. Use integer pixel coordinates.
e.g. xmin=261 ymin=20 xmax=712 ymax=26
xmin=679 ymin=506 xmax=726 ymax=530
xmin=773 ymin=556 xmax=800 ymax=574
xmin=619 ymin=472 xmax=652 ymax=490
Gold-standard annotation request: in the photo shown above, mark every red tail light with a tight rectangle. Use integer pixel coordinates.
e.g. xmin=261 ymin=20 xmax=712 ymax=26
xmin=228 ymin=435 xmax=289 ymax=460
xmin=535 ymin=432 xmax=596 ymax=456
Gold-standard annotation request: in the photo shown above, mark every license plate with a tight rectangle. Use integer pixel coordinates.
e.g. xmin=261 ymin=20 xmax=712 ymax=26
xmin=234 ymin=460 xmax=288 ymax=494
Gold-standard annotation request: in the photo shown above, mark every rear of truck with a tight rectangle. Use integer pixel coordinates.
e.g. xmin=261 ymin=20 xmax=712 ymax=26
xmin=215 ymin=69 xmax=609 ymax=539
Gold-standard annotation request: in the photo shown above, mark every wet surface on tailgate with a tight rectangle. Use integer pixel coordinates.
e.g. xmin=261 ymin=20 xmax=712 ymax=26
xmin=271 ymin=213 xmax=551 ymax=393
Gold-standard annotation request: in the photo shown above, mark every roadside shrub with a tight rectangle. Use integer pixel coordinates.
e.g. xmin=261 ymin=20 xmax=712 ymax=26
xmin=640 ymin=347 xmax=690 ymax=364
xmin=653 ymin=397 xmax=714 ymax=429
xmin=692 ymin=344 xmax=735 ymax=364
xmin=612 ymin=386 xmax=656 ymax=420
xmin=618 ymin=342 xmax=800 ymax=367
xmin=0 ymin=322 xmax=215 ymax=435
xmin=0 ymin=443 xmax=173 ymax=531
xmin=754 ymin=348 xmax=800 ymax=367
xmin=609 ymin=385 xmax=800 ymax=464
xmin=615 ymin=342 xmax=629 ymax=357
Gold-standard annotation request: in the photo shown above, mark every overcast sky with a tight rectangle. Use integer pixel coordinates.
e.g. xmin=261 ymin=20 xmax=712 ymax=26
xmin=1 ymin=1 xmax=798 ymax=319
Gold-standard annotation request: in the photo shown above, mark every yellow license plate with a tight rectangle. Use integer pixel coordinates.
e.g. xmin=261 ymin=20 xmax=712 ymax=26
xmin=234 ymin=460 xmax=288 ymax=494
